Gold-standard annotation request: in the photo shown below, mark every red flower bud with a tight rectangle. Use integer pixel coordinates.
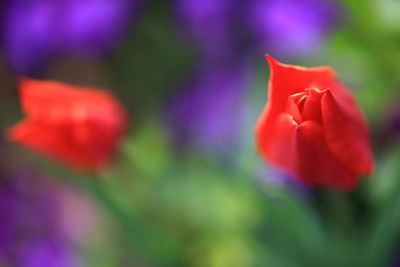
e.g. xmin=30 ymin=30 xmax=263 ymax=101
xmin=8 ymin=78 xmax=127 ymax=171
xmin=255 ymin=56 xmax=374 ymax=189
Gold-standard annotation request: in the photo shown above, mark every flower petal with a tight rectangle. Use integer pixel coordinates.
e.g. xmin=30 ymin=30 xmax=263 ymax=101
xmin=285 ymin=96 xmax=302 ymax=124
xmin=255 ymin=56 xmax=335 ymax=160
xmin=8 ymin=78 xmax=126 ymax=170
xmin=19 ymin=78 xmax=121 ymax=118
xmin=258 ymin=113 xmax=298 ymax=173
xmin=7 ymin=118 xmax=90 ymax=168
xmin=300 ymin=88 xmax=324 ymax=123
xmin=321 ymin=90 xmax=374 ymax=175
xmin=297 ymin=120 xmax=357 ymax=189
xmin=265 ymin=55 xmax=335 ymax=118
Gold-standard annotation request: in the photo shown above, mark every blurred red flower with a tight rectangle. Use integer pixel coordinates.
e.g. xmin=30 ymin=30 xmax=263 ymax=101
xmin=255 ymin=56 xmax=374 ymax=189
xmin=8 ymin=78 xmax=127 ymax=171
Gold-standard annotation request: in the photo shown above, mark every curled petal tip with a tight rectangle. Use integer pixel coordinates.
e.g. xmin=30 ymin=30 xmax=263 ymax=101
xmin=265 ymin=55 xmax=283 ymax=73
xmin=265 ymin=54 xmax=276 ymax=64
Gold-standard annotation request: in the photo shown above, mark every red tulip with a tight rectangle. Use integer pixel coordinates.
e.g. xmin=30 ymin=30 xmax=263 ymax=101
xmin=8 ymin=78 xmax=127 ymax=171
xmin=255 ymin=56 xmax=374 ymax=189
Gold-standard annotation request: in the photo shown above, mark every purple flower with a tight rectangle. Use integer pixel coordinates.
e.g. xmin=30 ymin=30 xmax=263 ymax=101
xmin=168 ymin=62 xmax=249 ymax=152
xmin=0 ymin=170 xmax=79 ymax=266
xmin=2 ymin=0 xmax=137 ymax=75
xmin=248 ymin=0 xmax=341 ymax=57
xmin=19 ymin=240 xmax=77 ymax=267
xmin=175 ymin=0 xmax=341 ymax=59
xmin=175 ymin=0 xmax=239 ymax=58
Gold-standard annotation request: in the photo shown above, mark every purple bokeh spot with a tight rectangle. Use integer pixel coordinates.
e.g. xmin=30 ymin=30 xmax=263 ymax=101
xmin=175 ymin=0 xmax=238 ymax=58
xmin=248 ymin=0 xmax=341 ymax=56
xmin=176 ymin=0 xmax=341 ymax=58
xmin=2 ymin=0 xmax=137 ymax=75
xmin=0 ymin=170 xmax=78 ymax=266
xmin=19 ymin=240 xmax=77 ymax=267
xmin=168 ymin=63 xmax=249 ymax=152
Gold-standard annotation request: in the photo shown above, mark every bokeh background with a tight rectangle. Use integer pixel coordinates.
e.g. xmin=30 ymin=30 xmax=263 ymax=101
xmin=0 ymin=0 xmax=399 ymax=266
